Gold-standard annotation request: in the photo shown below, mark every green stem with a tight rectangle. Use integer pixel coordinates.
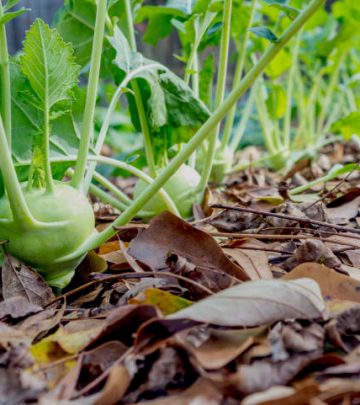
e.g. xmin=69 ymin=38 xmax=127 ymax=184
xmin=124 ymin=0 xmax=156 ymax=177
xmin=71 ymin=0 xmax=107 ymax=190
xmin=83 ymin=63 xmax=163 ymax=193
xmin=282 ymin=31 xmax=301 ymax=149
xmin=254 ymin=80 xmax=277 ymax=153
xmin=229 ymin=86 xmax=256 ymax=152
xmin=43 ymin=103 xmax=54 ymax=193
xmin=221 ymin=0 xmax=257 ymax=150
xmin=0 ymin=0 xmax=11 ymax=147
xmin=197 ymin=0 xmax=233 ymax=191
xmin=57 ymin=0 xmax=326 ymax=260
xmin=93 ymin=157 xmax=179 ymax=216
xmin=316 ymin=50 xmax=346 ymax=135
xmin=184 ymin=12 xmax=216 ymax=85
xmin=90 ymin=182 xmax=129 ymax=211
xmin=230 ymin=150 xmax=284 ymax=173
xmin=0 ymin=116 xmax=35 ymax=226
xmin=92 ymin=171 xmax=132 ymax=206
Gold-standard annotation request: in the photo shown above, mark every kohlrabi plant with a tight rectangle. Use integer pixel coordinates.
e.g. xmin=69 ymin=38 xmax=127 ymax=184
xmin=0 ymin=0 xmax=326 ymax=288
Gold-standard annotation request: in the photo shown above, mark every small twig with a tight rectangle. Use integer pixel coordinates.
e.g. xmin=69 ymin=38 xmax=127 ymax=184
xmin=226 ymin=245 xmax=293 ymax=255
xmin=211 ymin=204 xmax=360 ymax=235
xmin=261 ymin=226 xmax=360 ymax=241
xmin=211 ymin=232 xmax=360 ymax=249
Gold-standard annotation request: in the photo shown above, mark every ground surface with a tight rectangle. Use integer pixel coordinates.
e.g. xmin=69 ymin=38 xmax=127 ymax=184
xmin=1 ymin=141 xmax=360 ymax=404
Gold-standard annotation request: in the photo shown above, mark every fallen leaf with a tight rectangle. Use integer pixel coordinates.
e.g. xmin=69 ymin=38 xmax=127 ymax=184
xmin=223 ymin=240 xmax=273 ymax=280
xmin=95 ymin=365 xmax=130 ymax=405
xmin=1 ymin=255 xmax=54 ymax=306
xmin=0 ymin=296 xmax=42 ymax=319
xmin=129 ymin=288 xmax=193 ymax=315
xmin=283 ymin=262 xmax=360 ymax=303
xmin=183 ymin=328 xmax=260 ymax=370
xmin=226 ymin=350 xmax=322 ymax=395
xmin=126 ymin=378 xmax=222 ymax=405
xmin=128 ymin=211 xmax=249 ymax=281
xmin=167 ymin=278 xmax=325 ymax=327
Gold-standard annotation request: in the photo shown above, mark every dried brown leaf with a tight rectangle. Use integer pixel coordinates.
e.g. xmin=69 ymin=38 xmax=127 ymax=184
xmin=1 ymin=255 xmax=54 ymax=306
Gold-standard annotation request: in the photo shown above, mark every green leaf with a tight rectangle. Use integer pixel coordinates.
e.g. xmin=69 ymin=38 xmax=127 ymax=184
xmin=0 ymin=8 xmax=29 ymax=25
xmin=135 ymin=5 xmax=186 ymax=45
xmin=21 ymin=19 xmax=79 ymax=110
xmin=11 ymin=62 xmax=82 ymax=166
xmin=4 ymin=0 xmax=20 ymax=11
xmin=108 ymin=25 xmax=210 ymax=155
xmin=266 ymin=84 xmax=286 ymax=119
xmin=250 ymin=26 xmax=278 ymax=43
xmin=264 ymin=1 xmax=300 ymax=20
xmin=199 ymin=54 xmax=214 ymax=109
xmin=55 ymin=0 xmax=96 ymax=67
xmin=331 ymin=112 xmax=360 ymax=140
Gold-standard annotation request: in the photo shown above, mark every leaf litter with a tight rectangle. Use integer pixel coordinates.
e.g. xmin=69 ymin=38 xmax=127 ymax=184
xmin=2 ymin=144 xmax=360 ymax=403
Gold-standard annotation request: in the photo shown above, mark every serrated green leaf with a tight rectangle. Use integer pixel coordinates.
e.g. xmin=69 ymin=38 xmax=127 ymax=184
xmin=0 ymin=8 xmax=29 ymax=25
xmin=55 ymin=0 xmax=96 ymax=67
xmin=21 ymin=19 xmax=79 ymax=110
xmin=250 ymin=26 xmax=278 ymax=42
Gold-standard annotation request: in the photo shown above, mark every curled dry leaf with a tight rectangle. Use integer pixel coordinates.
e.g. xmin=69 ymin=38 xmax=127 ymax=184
xmin=168 ymin=278 xmax=325 ymax=327
xmin=282 ymin=240 xmax=341 ymax=271
xmin=127 ymin=211 xmax=249 ymax=281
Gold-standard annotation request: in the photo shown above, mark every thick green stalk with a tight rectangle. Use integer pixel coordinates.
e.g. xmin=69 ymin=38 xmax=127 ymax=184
xmin=57 ymin=0 xmax=326 ymax=259
xmin=282 ymin=31 xmax=301 ymax=149
xmin=92 ymin=157 xmax=179 ymax=216
xmin=71 ymin=0 xmax=107 ymax=190
xmin=0 ymin=1 xmax=11 ymax=147
xmin=124 ymin=0 xmax=156 ymax=177
xmin=197 ymin=0 xmax=233 ymax=191
xmin=0 ymin=116 xmax=36 ymax=226
xmin=221 ymin=0 xmax=257 ymax=150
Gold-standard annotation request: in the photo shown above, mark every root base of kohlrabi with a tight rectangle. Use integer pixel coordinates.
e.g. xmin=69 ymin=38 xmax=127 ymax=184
xmin=134 ymin=164 xmax=202 ymax=219
xmin=0 ymin=182 xmax=96 ymax=289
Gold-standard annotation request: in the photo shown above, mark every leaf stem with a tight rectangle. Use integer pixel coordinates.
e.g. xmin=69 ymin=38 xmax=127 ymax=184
xmin=58 ymin=0 xmax=326 ymax=260
xmin=44 ymin=99 xmax=54 ymax=193
xmin=83 ymin=63 xmax=163 ymax=193
xmin=124 ymin=0 xmax=157 ymax=177
xmin=0 ymin=0 xmax=11 ymax=147
xmin=316 ymin=49 xmax=346 ymax=135
xmin=221 ymin=0 xmax=257 ymax=150
xmin=282 ymin=30 xmax=301 ymax=150
xmin=0 ymin=116 xmax=36 ymax=226
xmin=197 ymin=0 xmax=233 ymax=192
xmin=71 ymin=0 xmax=107 ymax=190
xmin=229 ymin=86 xmax=256 ymax=152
